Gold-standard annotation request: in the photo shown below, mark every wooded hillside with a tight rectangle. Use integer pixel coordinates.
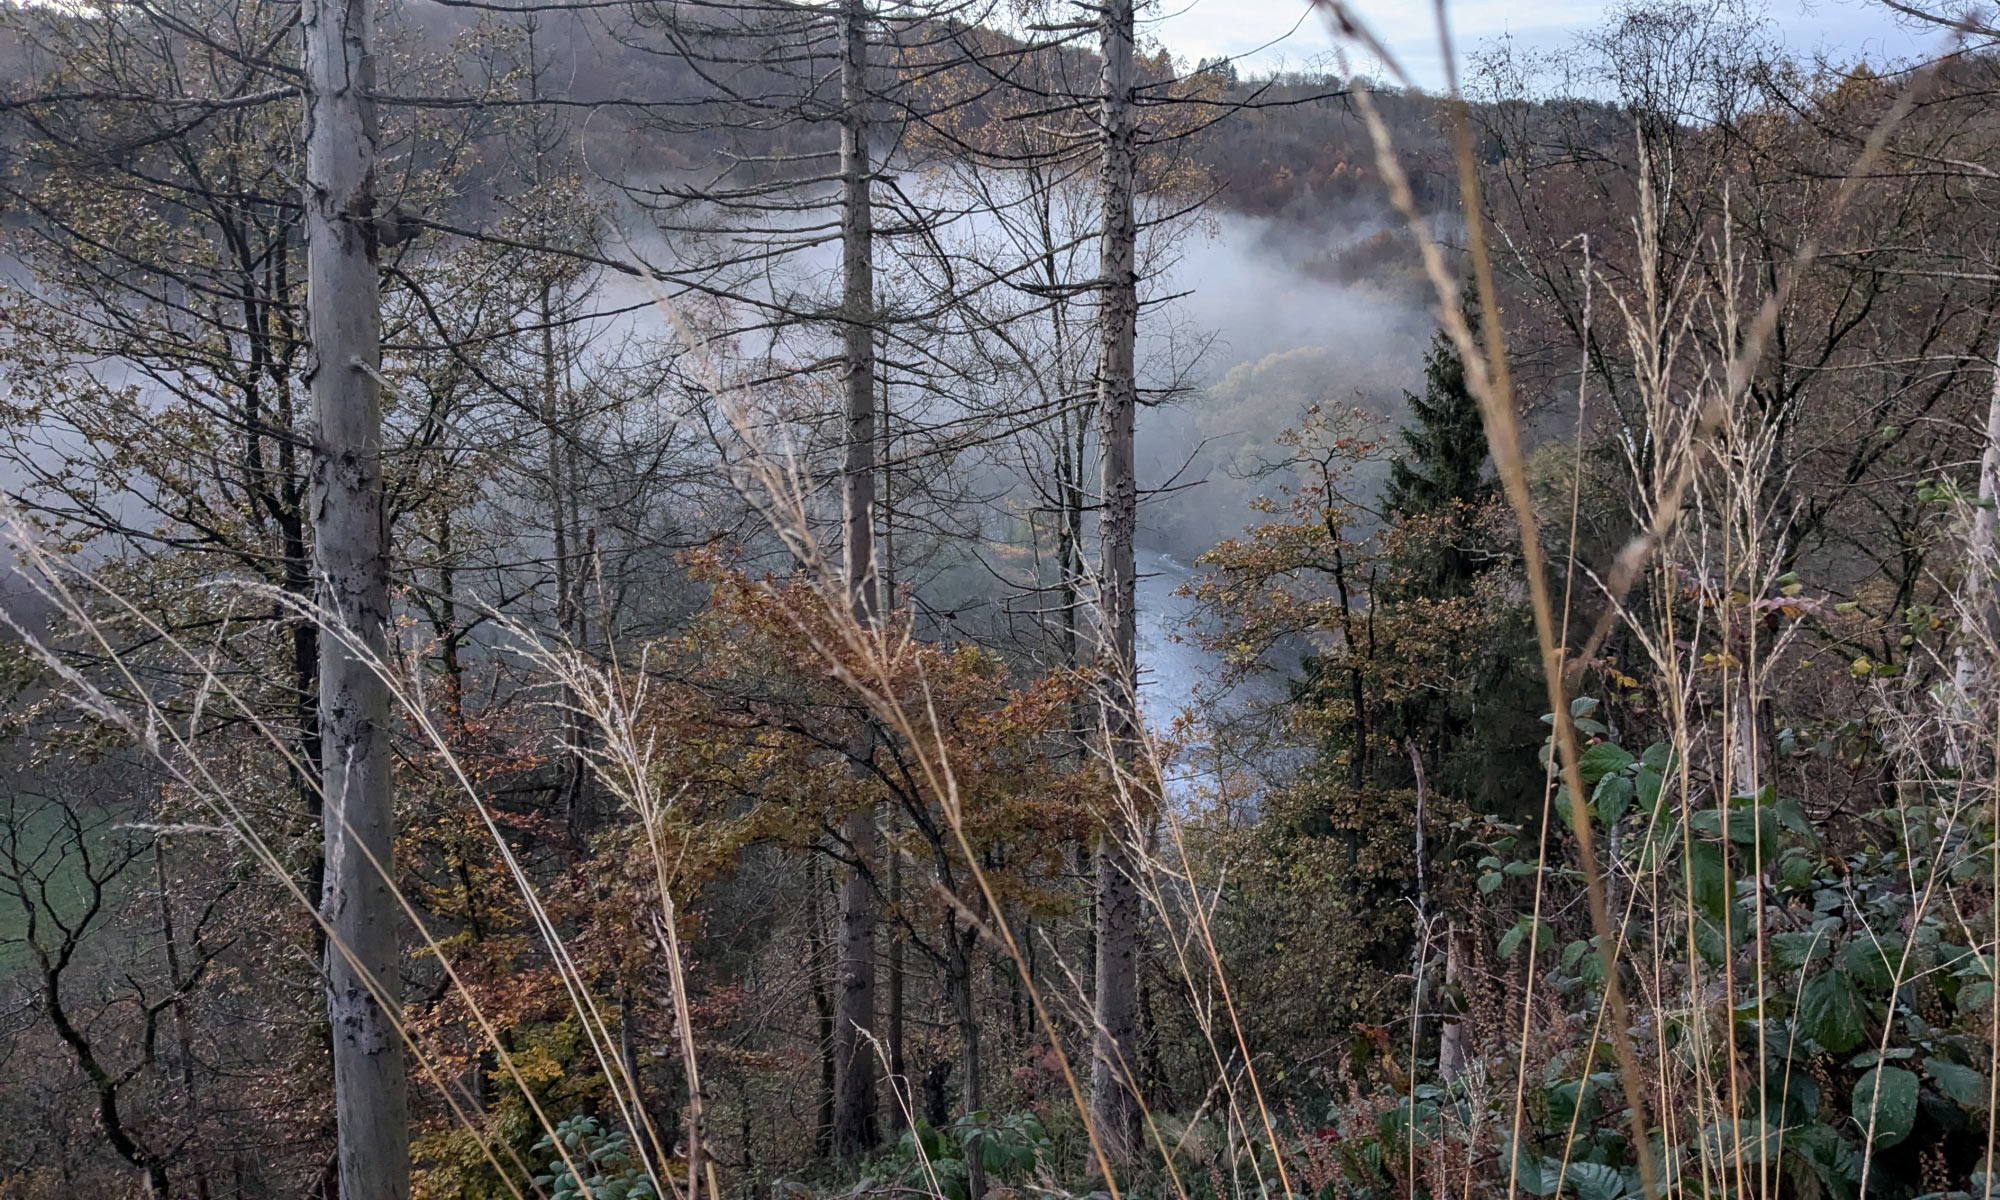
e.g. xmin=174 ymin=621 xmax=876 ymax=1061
xmin=0 ymin=1 xmax=1995 ymax=1198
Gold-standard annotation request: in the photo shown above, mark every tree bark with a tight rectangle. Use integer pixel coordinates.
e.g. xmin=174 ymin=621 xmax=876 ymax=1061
xmin=833 ymin=806 xmax=879 ymax=1155
xmin=302 ymin=0 xmax=409 ymax=1187
xmin=1729 ymin=682 xmax=1763 ymax=798
xmin=832 ymin=0 xmax=881 ymax=1160
xmin=541 ymin=281 xmax=592 ymax=839
xmin=1954 ymin=340 xmax=2000 ymax=713
xmin=1437 ymin=922 xmax=1471 ymax=1082
xmin=886 ymin=826 xmax=908 ymax=1131
xmin=154 ymin=841 xmax=212 ymax=1200
xmin=1090 ymin=0 xmax=1143 ymax=1165
xmin=810 ymin=862 xmax=836 ymax=1157
xmin=948 ymin=916 xmax=987 ymax=1200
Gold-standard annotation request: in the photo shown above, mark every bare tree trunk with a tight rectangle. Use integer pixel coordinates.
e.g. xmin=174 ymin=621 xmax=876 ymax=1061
xmin=1729 ymin=683 xmax=1761 ymax=798
xmin=1437 ymin=922 xmax=1470 ymax=1082
xmin=1955 ymin=341 xmax=2000 ymax=713
xmin=1407 ymin=741 xmax=1431 ymax=1071
xmin=832 ymin=0 xmax=881 ymax=1160
xmin=541 ymin=283 xmax=592 ymax=839
xmin=878 ymin=326 xmax=901 ymax=617
xmin=619 ymin=991 xmax=647 ymax=1139
xmin=809 ymin=863 xmax=836 ymax=1157
xmin=1090 ymin=0 xmax=1142 ymax=1165
xmin=886 ymin=833 xmax=908 ymax=1130
xmin=838 ymin=0 xmax=878 ymax=638
xmin=947 ymin=917 xmax=986 ymax=1200
xmin=154 ymin=842 xmax=212 ymax=1200
xmin=833 ymin=807 xmax=879 ymax=1155
xmin=303 ymin=0 xmax=408 ymax=1187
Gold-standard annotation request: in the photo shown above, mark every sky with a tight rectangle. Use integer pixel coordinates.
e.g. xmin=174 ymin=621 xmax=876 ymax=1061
xmin=1149 ymin=0 xmax=1946 ymax=88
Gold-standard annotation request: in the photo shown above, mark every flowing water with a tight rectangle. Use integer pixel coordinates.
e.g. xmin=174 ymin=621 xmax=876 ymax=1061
xmin=1134 ymin=547 xmax=1283 ymax=804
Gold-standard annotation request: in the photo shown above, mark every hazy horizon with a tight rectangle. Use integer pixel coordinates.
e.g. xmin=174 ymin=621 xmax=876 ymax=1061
xmin=1155 ymin=0 xmax=1946 ymax=88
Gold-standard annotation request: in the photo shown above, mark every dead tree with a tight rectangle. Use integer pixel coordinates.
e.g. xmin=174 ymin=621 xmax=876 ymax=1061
xmin=833 ymin=0 xmax=884 ymax=1157
xmin=1087 ymin=0 xmax=1142 ymax=1163
xmin=302 ymin=0 xmax=409 ymax=1189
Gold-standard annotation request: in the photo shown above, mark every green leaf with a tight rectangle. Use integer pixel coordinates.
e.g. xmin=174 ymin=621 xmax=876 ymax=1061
xmin=1578 ymin=945 xmax=1608 ymax=988
xmin=1546 ymin=1077 xmax=1603 ymax=1129
xmin=1687 ymin=840 xmax=1730 ymax=920
xmin=928 ymin=1158 xmax=969 ymax=1200
xmin=1593 ymin=773 xmax=1635 ymax=827
xmin=1771 ymin=931 xmax=1832 ymax=971
xmin=1701 ymin=1118 xmax=1777 ymax=1165
xmin=1774 ymin=797 xmax=1814 ymax=838
xmin=1635 ymin=766 xmax=1664 ymax=819
xmin=1762 ymin=1064 xmax=1820 ymax=1125
xmin=1788 ymin=1124 xmax=1861 ymax=1200
xmin=1496 ymin=915 xmax=1552 ymax=961
xmin=1797 ymin=970 xmax=1869 ymax=1053
xmin=1511 ymin=1153 xmax=1562 ymax=1197
xmin=1478 ymin=872 xmax=1503 ymax=895
xmin=1693 ymin=916 xmax=1729 ymax=968
xmin=1729 ymin=805 xmax=1781 ymax=851
xmin=1851 ymin=1066 xmax=1918 ymax=1149
xmin=1578 ymin=742 xmax=1635 ymax=787
xmin=1567 ymin=1161 xmax=1628 ymax=1200
xmin=1844 ymin=937 xmax=1896 ymax=991
xmin=1925 ymin=1057 xmax=1989 ymax=1110
xmin=1692 ymin=803 xmax=1777 ymax=849
xmin=1779 ymin=848 xmax=1817 ymax=891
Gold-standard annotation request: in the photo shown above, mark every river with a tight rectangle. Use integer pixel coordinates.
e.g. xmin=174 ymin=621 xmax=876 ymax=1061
xmin=1133 ymin=547 xmax=1284 ymax=806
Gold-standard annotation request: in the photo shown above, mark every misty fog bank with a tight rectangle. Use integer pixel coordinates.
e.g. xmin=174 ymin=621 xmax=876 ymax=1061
xmin=1140 ymin=210 xmax=1434 ymax=561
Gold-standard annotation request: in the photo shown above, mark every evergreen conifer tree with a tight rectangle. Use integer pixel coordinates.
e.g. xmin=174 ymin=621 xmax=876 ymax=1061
xmin=1379 ymin=299 xmax=1544 ymax=814
xmin=1385 ymin=299 xmax=1493 ymax=598
xmin=1385 ymin=307 xmax=1492 ymax=527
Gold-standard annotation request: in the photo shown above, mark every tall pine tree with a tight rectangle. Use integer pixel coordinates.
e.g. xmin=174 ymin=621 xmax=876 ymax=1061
xmin=1384 ymin=297 xmax=1494 ymax=602
xmin=1385 ymin=305 xmax=1492 ymax=537
xmin=1380 ymin=300 xmax=1542 ymax=814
